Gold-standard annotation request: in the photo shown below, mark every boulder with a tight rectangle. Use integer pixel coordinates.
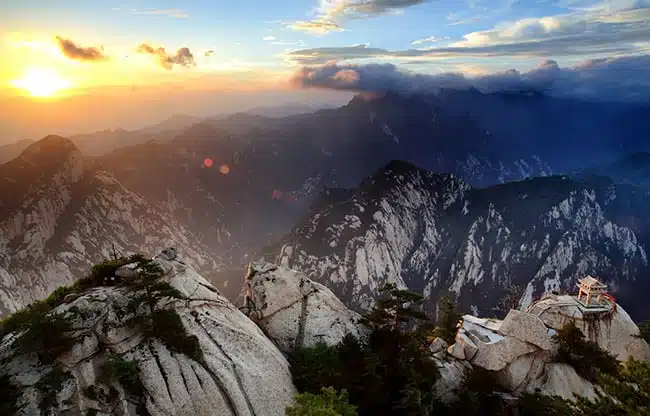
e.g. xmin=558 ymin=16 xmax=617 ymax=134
xmin=429 ymin=337 xmax=448 ymax=355
xmin=470 ymin=335 xmax=538 ymax=372
xmin=497 ymin=351 xmax=550 ymax=392
xmin=0 ymin=249 xmax=295 ymax=416
xmin=115 ymin=262 xmax=138 ymax=279
xmin=246 ymin=261 xmax=369 ymax=352
xmin=498 ymin=309 xmax=552 ymax=351
xmin=456 ymin=331 xmax=479 ymax=360
xmin=448 ymin=342 xmax=466 ymax=360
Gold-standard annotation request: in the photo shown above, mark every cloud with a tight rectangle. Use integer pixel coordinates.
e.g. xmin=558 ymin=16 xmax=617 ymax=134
xmin=291 ymin=55 xmax=650 ymax=102
xmin=318 ymin=0 xmax=427 ymax=19
xmin=132 ymin=9 xmax=189 ymax=18
xmin=448 ymin=16 xmax=483 ymax=25
xmin=289 ymin=0 xmax=427 ymax=34
xmin=287 ymin=1 xmax=650 ymax=58
xmin=286 ymin=1 xmax=650 ymax=65
xmin=55 ymin=36 xmax=107 ymax=61
xmin=288 ymin=19 xmax=344 ymax=34
xmin=136 ymin=44 xmax=196 ymax=70
xmin=451 ymin=2 xmax=650 ymax=47
xmin=263 ymin=36 xmax=277 ymax=41
xmin=411 ymin=36 xmax=442 ymax=45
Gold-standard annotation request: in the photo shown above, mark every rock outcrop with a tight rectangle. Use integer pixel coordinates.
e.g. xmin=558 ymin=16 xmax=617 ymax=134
xmin=443 ymin=294 xmax=650 ymax=401
xmin=527 ymin=294 xmax=650 ymax=362
xmin=244 ymin=261 xmax=369 ymax=353
xmin=0 ymin=250 xmax=295 ymax=416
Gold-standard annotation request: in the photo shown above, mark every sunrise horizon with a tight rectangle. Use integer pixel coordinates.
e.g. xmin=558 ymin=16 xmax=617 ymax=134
xmin=1 ymin=0 xmax=649 ymax=143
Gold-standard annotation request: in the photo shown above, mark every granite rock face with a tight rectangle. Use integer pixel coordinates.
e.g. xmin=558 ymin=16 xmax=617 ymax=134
xmin=0 ymin=250 xmax=295 ymax=416
xmin=244 ymin=261 xmax=369 ymax=353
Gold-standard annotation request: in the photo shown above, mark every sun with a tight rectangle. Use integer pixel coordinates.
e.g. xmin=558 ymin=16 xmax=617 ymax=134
xmin=10 ymin=67 xmax=71 ymax=98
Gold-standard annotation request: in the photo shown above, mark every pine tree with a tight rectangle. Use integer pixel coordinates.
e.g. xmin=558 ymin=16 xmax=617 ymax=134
xmin=363 ymin=283 xmax=429 ymax=331
xmin=433 ymin=296 xmax=461 ymax=345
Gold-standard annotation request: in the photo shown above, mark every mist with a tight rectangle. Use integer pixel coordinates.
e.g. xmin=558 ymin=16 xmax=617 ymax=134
xmin=0 ymin=86 xmax=352 ymax=145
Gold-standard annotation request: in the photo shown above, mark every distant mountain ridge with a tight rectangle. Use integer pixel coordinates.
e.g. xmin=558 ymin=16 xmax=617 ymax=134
xmin=575 ymin=152 xmax=650 ymax=189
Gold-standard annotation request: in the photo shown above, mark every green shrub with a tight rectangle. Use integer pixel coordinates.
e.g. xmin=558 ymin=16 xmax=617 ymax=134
xmin=0 ymin=300 xmax=52 ymax=338
xmin=0 ymin=254 xmax=150 ymax=342
xmin=102 ymin=354 xmax=142 ymax=397
xmin=286 ymin=387 xmax=357 ymax=416
xmin=432 ymin=296 xmax=462 ymax=345
xmin=517 ymin=392 xmax=574 ymax=416
xmin=444 ymin=366 xmax=506 ymax=415
xmin=11 ymin=311 xmax=74 ymax=364
xmin=149 ymin=309 xmax=202 ymax=362
xmin=88 ymin=255 xmax=147 ymax=285
xmin=553 ymin=322 xmax=619 ymax=382
xmin=574 ymin=358 xmax=650 ymax=416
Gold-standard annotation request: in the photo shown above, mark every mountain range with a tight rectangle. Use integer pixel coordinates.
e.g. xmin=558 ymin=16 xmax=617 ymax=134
xmin=262 ymin=160 xmax=650 ymax=320
xmin=1 ymin=89 xmax=649 ymax=317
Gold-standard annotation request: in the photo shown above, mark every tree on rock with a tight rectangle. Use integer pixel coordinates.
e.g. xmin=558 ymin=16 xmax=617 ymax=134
xmin=432 ymin=296 xmax=461 ymax=345
xmin=363 ymin=283 xmax=429 ymax=331
xmin=552 ymin=321 xmax=618 ymax=382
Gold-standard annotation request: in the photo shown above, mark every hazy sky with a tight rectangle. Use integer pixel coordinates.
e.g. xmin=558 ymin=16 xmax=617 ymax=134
xmin=1 ymin=0 xmax=649 ymax=141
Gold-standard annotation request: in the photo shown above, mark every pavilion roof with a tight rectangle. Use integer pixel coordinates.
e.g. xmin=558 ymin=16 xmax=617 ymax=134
xmin=577 ymin=275 xmax=607 ymax=289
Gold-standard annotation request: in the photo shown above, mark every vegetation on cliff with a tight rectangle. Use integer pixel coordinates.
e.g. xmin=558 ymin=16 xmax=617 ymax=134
xmin=0 ymin=254 xmax=203 ymax=415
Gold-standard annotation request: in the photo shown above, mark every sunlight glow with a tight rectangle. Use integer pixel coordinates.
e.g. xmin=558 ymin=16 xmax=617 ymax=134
xmin=10 ymin=67 xmax=72 ymax=97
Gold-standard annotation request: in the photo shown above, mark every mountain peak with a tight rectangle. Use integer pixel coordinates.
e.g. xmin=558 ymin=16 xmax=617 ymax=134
xmin=0 ymin=134 xmax=84 ymax=217
xmin=19 ymin=135 xmax=80 ymax=162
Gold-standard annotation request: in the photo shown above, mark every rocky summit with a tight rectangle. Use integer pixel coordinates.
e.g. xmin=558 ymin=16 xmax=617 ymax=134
xmin=0 ymin=249 xmax=294 ymax=416
xmin=439 ymin=293 xmax=650 ymax=402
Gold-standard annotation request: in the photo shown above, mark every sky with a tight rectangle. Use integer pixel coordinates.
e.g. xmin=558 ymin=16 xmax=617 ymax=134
xmin=1 ymin=0 xmax=649 ymax=141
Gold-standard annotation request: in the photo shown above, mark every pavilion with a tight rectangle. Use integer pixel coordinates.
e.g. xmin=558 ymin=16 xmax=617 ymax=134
xmin=576 ymin=275 xmax=608 ymax=307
